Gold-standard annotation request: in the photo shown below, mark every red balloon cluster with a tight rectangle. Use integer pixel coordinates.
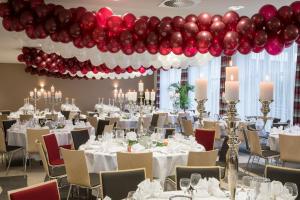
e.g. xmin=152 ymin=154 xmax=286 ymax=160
xmin=1 ymin=0 xmax=300 ymax=56
xmin=18 ymin=47 xmax=156 ymax=77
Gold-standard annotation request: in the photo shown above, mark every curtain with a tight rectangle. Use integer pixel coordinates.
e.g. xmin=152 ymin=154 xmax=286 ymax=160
xmin=159 ymin=68 xmax=182 ymax=111
xmin=293 ymin=46 xmax=300 ymax=124
xmin=188 ymin=57 xmax=222 ymax=116
xmin=232 ymin=44 xmax=298 ymax=122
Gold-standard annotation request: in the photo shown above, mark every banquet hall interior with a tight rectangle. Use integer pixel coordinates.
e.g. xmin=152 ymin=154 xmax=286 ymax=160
xmin=1 ymin=0 xmax=300 ymax=199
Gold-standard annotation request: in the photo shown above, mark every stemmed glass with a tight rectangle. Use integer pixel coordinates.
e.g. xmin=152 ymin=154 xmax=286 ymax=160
xmin=190 ymin=173 xmax=201 ymax=193
xmin=180 ymin=178 xmax=191 ymax=195
xmin=284 ymin=182 xmax=298 ymax=199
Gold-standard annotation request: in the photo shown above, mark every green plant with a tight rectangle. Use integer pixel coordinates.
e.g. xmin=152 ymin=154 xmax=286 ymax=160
xmin=169 ymin=83 xmax=194 ymax=110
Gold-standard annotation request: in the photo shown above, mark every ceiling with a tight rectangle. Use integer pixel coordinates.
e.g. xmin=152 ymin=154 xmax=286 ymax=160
xmin=0 ymin=0 xmax=295 ymax=64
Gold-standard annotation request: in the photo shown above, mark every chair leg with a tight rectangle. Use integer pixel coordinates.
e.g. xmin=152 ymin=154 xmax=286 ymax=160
xmin=67 ymin=185 xmax=72 ymax=200
xmin=6 ymin=151 xmax=15 ymax=175
xmin=96 ymin=188 xmax=100 ymax=199
xmin=24 ymin=152 xmax=28 ymax=172
xmin=246 ymin=154 xmax=252 ymax=169
xmin=251 ymin=155 xmax=255 ymax=168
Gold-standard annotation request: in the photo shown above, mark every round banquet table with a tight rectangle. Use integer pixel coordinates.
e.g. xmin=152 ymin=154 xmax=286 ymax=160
xmin=7 ymin=122 xmax=95 ymax=147
xmin=80 ymin=137 xmax=205 ymax=180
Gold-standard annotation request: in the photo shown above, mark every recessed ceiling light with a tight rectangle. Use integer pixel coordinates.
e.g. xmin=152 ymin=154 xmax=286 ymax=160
xmin=228 ymin=5 xmax=245 ymax=11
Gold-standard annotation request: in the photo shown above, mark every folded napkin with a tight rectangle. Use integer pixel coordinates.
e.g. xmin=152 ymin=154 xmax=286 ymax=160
xmin=131 ymin=143 xmax=146 ymax=152
xmin=133 ymin=179 xmax=163 ymax=199
xmin=103 ymin=196 xmax=111 ymax=200
xmin=207 ymin=177 xmax=226 ymax=198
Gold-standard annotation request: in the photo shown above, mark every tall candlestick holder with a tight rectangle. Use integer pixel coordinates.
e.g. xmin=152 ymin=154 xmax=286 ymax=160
xmin=248 ymin=99 xmax=273 ymax=131
xmin=225 ymin=100 xmax=240 ymax=200
xmin=138 ymin=92 xmax=145 ymax=136
xmin=196 ymin=98 xmax=207 ymax=128
xmin=45 ymin=89 xmax=62 ymax=114
xmin=29 ymin=90 xmax=42 ymax=114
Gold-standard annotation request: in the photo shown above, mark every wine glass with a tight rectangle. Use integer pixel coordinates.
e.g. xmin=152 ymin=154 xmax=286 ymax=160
xmin=241 ymin=176 xmax=253 ymax=191
xmin=180 ymin=178 xmax=191 ymax=195
xmin=190 ymin=173 xmax=201 ymax=192
xmin=284 ymin=182 xmax=298 ymax=199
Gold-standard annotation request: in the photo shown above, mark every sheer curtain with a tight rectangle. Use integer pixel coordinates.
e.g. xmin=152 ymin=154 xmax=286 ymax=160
xmin=188 ymin=57 xmax=222 ymax=115
xmin=159 ymin=68 xmax=182 ymax=110
xmin=232 ymin=44 xmax=298 ymax=122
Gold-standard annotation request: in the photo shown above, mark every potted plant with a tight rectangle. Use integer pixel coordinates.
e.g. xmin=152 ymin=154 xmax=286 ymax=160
xmin=168 ymin=83 xmax=194 ymax=111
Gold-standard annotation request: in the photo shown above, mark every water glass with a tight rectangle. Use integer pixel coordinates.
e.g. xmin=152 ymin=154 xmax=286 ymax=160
xmin=284 ymin=182 xmax=298 ymax=199
xmin=180 ymin=178 xmax=191 ymax=194
xmin=116 ymin=130 xmax=125 ymax=140
xmin=190 ymin=173 xmax=201 ymax=191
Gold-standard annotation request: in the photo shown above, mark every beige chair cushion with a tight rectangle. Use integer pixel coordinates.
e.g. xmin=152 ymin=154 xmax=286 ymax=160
xmin=87 ymin=116 xmax=98 ymax=129
xmin=182 ymin=119 xmax=194 ymax=136
xmin=26 ymin=128 xmax=49 ymax=153
xmin=0 ymin=128 xmax=6 ymax=152
xmin=279 ymin=134 xmax=300 ymax=163
xmin=20 ymin=114 xmax=33 ymax=122
xmin=246 ymin=129 xmax=262 ymax=156
xmin=187 ymin=150 xmax=219 ymax=166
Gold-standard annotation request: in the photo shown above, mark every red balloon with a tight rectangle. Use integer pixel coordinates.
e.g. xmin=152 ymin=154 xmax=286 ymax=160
xmin=185 ymin=14 xmax=198 ymax=23
xmin=259 ymin=4 xmax=277 ymax=21
xmin=198 ymin=13 xmax=212 ymax=30
xmin=290 ymin=1 xmax=300 ymax=15
xmin=212 ymin=15 xmax=222 ymax=22
xmin=35 ymin=5 xmax=49 ymax=18
xmin=107 ymin=39 xmax=120 ymax=53
xmin=69 ymin=23 xmax=81 ymax=38
xmin=159 ymin=39 xmax=171 ymax=55
xmin=20 ymin=11 xmax=34 ymax=27
xmin=210 ymin=21 xmax=226 ymax=36
xmin=141 ymin=16 xmax=150 ymax=22
xmin=158 ymin=21 xmax=172 ymax=37
xmin=146 ymin=31 xmax=158 ymax=45
xmin=236 ymin=18 xmax=253 ymax=35
xmin=11 ymin=0 xmax=25 ymax=13
xmin=30 ymin=0 xmax=44 ymax=9
xmin=58 ymin=30 xmax=71 ymax=43
xmin=0 ymin=3 xmax=10 ymax=17
xmin=183 ymin=38 xmax=197 ymax=57
xmin=120 ymin=30 xmax=133 ymax=45
xmin=172 ymin=47 xmax=183 ymax=55
xmin=147 ymin=44 xmax=158 ymax=54
xmin=44 ymin=18 xmax=57 ymax=34
xmin=98 ymin=7 xmax=113 ymax=18
xmin=265 ymin=35 xmax=284 ymax=55
xmin=3 ymin=17 xmax=12 ymax=31
xmin=92 ymin=27 xmax=106 ymax=42
xmin=122 ymin=44 xmax=134 ymax=55
xmin=283 ymin=24 xmax=299 ymax=42
xmin=170 ymin=32 xmax=183 ymax=47
xmin=161 ymin=16 xmax=172 ymax=23
xmin=107 ymin=15 xmax=123 ymax=32
xmin=266 ymin=17 xmax=282 ymax=33
xmin=126 ymin=66 xmax=133 ymax=73
xmin=223 ymin=11 xmax=239 ymax=29
xmin=122 ymin=13 xmax=136 ymax=29
xmin=134 ymin=18 xmax=147 ymax=36
xmin=238 ymin=37 xmax=252 ymax=54
xmin=82 ymin=34 xmax=95 ymax=48
xmin=148 ymin=16 xmax=160 ymax=30
xmin=223 ymin=31 xmax=239 ymax=50
xmin=17 ymin=54 xmax=24 ymax=62
xmin=254 ymin=30 xmax=268 ymax=47
xmin=278 ymin=6 xmax=294 ymax=23
xmin=80 ymin=12 xmax=96 ymax=30
xmin=172 ymin=16 xmax=185 ymax=31
xmin=11 ymin=17 xmax=24 ymax=32
xmin=184 ymin=22 xmax=199 ymax=36
xmin=97 ymin=41 xmax=108 ymax=52
xmin=134 ymin=40 xmax=146 ymax=53
xmin=196 ymin=31 xmax=212 ymax=53
xmin=251 ymin=13 xmax=265 ymax=29
xmin=72 ymin=7 xmax=86 ymax=22
xmin=209 ymin=45 xmax=222 ymax=57
xmin=223 ymin=49 xmax=236 ymax=56
xmin=139 ymin=67 xmax=146 ymax=74
xmin=58 ymin=9 xmax=72 ymax=24
xmin=34 ymin=25 xmax=47 ymax=38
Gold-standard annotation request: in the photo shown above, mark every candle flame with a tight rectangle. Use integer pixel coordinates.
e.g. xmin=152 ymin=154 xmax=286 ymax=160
xmin=229 ymin=60 xmax=233 ymax=67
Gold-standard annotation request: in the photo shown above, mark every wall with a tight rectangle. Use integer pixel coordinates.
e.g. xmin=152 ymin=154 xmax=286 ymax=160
xmin=0 ymin=63 xmax=155 ymax=112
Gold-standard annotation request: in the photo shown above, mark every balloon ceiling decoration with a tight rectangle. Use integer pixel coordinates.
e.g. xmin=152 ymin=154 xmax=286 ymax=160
xmin=1 ymin=0 xmax=300 ymax=79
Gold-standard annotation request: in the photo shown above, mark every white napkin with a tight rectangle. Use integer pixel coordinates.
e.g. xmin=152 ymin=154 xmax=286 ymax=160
xmin=131 ymin=143 xmax=146 ymax=152
xmin=103 ymin=196 xmax=111 ymax=200
xmin=126 ymin=132 xmax=137 ymax=141
xmin=133 ymin=179 xmax=163 ymax=199
xmin=207 ymin=177 xmax=226 ymax=198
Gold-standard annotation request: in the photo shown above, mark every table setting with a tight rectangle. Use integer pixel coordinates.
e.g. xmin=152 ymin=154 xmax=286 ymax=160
xmin=80 ymin=132 xmax=204 ymax=179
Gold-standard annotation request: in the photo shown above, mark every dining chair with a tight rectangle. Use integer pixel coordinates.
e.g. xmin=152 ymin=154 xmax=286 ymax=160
xmin=61 ymin=148 xmax=100 ymax=200
xmin=42 ymin=134 xmax=71 ymax=167
xmin=149 ymin=114 xmax=159 ymax=131
xmin=203 ymin=121 xmax=221 ymax=140
xmin=25 ymin=128 xmax=49 ymax=171
xmin=96 ymin=119 xmax=110 ymax=138
xmin=194 ymin=129 xmax=215 ymax=151
xmin=103 ymin=124 xmax=114 ymax=133
xmin=61 ymin=111 xmax=70 ymax=120
xmin=71 ymin=129 xmax=90 ymax=150
xmin=157 ymin=113 xmax=168 ymax=128
xmin=187 ymin=150 xmax=219 ymax=166
xmin=165 ymin=128 xmax=175 ymax=139
xmin=100 ymin=168 xmax=146 ymax=200
xmin=19 ymin=114 xmax=33 ymax=122
xmin=116 ymin=152 xmax=153 ymax=180
xmin=8 ymin=180 xmax=60 ymax=200
xmin=246 ymin=129 xmax=279 ymax=168
xmin=175 ymin=166 xmax=221 ymax=190
xmin=35 ymin=140 xmax=66 ymax=183
xmin=279 ymin=134 xmax=300 ymax=165
xmin=105 ymin=117 xmax=119 ymax=128
xmin=137 ymin=116 xmax=152 ymax=131
xmin=2 ymin=120 xmax=16 ymax=142
xmin=45 ymin=114 xmax=58 ymax=121
xmin=0 ymin=115 xmax=7 ymax=129
xmin=87 ymin=116 xmax=98 ymax=129
xmin=265 ymin=165 xmax=300 ymax=199
xmin=182 ymin=119 xmax=194 ymax=136
xmin=69 ymin=111 xmax=80 ymax=120
xmin=0 ymin=128 xmax=24 ymax=174
xmin=0 ymin=110 xmax=11 ymax=116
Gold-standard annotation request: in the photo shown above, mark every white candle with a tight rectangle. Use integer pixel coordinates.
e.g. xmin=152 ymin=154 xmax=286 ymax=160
xmin=72 ymin=98 xmax=75 ymax=104
xmin=37 ymin=91 xmax=41 ymax=97
xmin=51 ymin=85 xmax=55 ymax=93
xmin=259 ymin=80 xmax=274 ymax=101
xmin=34 ymin=88 xmax=37 ymax=93
xmin=47 ymin=91 xmax=51 ymax=98
xmin=145 ymin=89 xmax=150 ymax=100
xmin=225 ymin=80 xmax=239 ymax=101
xmin=150 ymin=90 xmax=156 ymax=101
xmin=195 ymin=79 xmax=208 ymax=100
xmin=138 ymin=81 xmax=144 ymax=92
xmin=132 ymin=90 xmax=137 ymax=102
xmin=30 ymin=91 xmax=34 ymax=97
xmin=226 ymin=66 xmax=239 ymax=81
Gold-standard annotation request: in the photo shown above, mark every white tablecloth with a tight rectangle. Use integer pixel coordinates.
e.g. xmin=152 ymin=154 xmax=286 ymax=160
xmin=7 ymin=123 xmax=95 ymax=147
xmin=80 ymin=137 xmax=204 ymax=180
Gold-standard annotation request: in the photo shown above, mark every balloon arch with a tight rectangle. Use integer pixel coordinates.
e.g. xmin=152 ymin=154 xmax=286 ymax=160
xmin=1 ymin=0 xmax=300 ymax=79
